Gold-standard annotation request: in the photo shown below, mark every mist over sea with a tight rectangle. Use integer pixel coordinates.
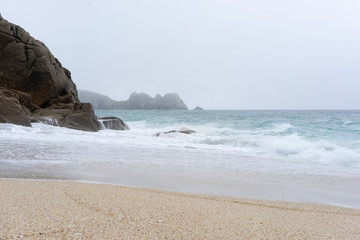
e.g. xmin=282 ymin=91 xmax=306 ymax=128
xmin=1 ymin=110 xmax=360 ymax=207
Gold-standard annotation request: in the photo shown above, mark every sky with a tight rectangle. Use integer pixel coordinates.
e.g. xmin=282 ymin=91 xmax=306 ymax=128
xmin=2 ymin=0 xmax=360 ymax=109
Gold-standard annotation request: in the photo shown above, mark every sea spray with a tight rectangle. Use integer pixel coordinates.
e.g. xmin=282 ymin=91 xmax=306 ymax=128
xmin=1 ymin=110 xmax=360 ymax=207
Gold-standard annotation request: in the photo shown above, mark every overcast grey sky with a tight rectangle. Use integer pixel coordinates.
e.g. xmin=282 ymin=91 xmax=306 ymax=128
xmin=2 ymin=0 xmax=360 ymax=109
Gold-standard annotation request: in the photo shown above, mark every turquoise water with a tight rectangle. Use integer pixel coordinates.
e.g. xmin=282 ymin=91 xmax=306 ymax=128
xmin=96 ymin=110 xmax=360 ymax=169
xmin=1 ymin=110 xmax=360 ymax=207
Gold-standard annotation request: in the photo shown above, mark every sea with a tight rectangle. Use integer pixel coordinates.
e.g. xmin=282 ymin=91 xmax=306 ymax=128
xmin=1 ymin=110 xmax=360 ymax=208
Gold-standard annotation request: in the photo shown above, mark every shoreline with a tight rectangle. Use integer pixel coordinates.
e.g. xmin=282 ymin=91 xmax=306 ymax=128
xmin=1 ymin=179 xmax=359 ymax=239
xmin=2 ymin=112 xmax=360 ymax=210
xmin=1 ymin=176 xmax=359 ymax=210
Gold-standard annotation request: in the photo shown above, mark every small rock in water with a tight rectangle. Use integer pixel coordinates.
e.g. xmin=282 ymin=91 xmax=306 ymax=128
xmin=155 ymin=128 xmax=195 ymax=137
xmin=99 ymin=117 xmax=129 ymax=130
xmin=193 ymin=106 xmax=204 ymax=110
xmin=178 ymin=130 xmax=196 ymax=134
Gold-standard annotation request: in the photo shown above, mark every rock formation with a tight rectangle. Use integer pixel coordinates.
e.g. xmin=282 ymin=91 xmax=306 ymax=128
xmin=155 ymin=128 xmax=196 ymax=137
xmin=0 ymin=88 xmax=32 ymax=127
xmin=0 ymin=15 xmax=127 ymax=131
xmin=99 ymin=117 xmax=129 ymax=130
xmin=193 ymin=106 xmax=204 ymax=110
xmin=78 ymin=90 xmax=188 ymax=110
xmin=0 ymin=14 xmax=77 ymax=107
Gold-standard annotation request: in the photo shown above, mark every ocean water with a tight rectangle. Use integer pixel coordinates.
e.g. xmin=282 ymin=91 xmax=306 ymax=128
xmin=1 ymin=110 xmax=360 ymax=207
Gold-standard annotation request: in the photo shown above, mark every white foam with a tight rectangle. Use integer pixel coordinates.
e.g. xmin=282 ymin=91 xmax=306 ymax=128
xmin=1 ymin=122 xmax=359 ymax=167
xmin=1 ymin=120 xmax=360 ymax=207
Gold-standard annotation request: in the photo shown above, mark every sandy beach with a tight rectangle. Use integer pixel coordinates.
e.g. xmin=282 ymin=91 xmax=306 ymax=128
xmin=0 ymin=179 xmax=359 ymax=239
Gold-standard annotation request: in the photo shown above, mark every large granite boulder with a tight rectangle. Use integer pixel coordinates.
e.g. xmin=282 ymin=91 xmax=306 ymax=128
xmin=0 ymin=14 xmax=127 ymax=132
xmin=0 ymin=14 xmax=77 ymax=107
xmin=30 ymin=101 xmax=103 ymax=132
xmin=0 ymin=88 xmax=31 ymax=126
xmin=63 ymin=112 xmax=102 ymax=132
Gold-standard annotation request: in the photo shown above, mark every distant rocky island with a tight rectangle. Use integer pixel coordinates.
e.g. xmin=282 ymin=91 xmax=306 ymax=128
xmin=0 ymin=14 xmax=127 ymax=131
xmin=193 ymin=106 xmax=204 ymax=110
xmin=78 ymin=90 xmax=188 ymax=110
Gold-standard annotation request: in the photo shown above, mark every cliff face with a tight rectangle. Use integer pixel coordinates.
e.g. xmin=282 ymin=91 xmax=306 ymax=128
xmin=78 ymin=90 xmax=188 ymax=110
xmin=0 ymin=14 xmax=127 ymax=131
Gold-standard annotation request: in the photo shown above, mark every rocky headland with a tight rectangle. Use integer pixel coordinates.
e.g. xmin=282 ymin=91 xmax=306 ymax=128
xmin=79 ymin=90 xmax=188 ymax=110
xmin=0 ymin=14 xmax=127 ymax=131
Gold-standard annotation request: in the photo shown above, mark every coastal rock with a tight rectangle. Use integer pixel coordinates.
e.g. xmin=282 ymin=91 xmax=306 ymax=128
xmin=0 ymin=88 xmax=32 ymax=126
xmin=193 ymin=106 xmax=204 ymax=110
xmin=156 ymin=128 xmax=196 ymax=137
xmin=63 ymin=111 xmax=102 ymax=132
xmin=31 ymin=102 xmax=102 ymax=132
xmin=0 ymin=17 xmax=78 ymax=107
xmin=0 ymin=15 xmax=128 ymax=131
xmin=31 ymin=117 xmax=60 ymax=126
xmin=99 ymin=117 xmax=129 ymax=130
xmin=31 ymin=108 xmax=73 ymax=125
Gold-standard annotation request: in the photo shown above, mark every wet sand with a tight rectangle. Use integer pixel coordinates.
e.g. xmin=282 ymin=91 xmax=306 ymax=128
xmin=0 ymin=179 xmax=359 ymax=239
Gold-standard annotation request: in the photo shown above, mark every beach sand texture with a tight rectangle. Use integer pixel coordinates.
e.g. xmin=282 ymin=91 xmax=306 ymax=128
xmin=0 ymin=179 xmax=359 ymax=239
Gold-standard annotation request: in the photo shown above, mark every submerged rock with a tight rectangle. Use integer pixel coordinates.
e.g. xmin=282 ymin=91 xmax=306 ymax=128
xmin=156 ymin=128 xmax=196 ymax=137
xmin=0 ymin=15 xmax=127 ymax=131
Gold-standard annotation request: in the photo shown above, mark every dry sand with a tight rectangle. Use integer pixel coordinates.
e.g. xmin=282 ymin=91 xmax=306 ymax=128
xmin=0 ymin=179 xmax=359 ymax=239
